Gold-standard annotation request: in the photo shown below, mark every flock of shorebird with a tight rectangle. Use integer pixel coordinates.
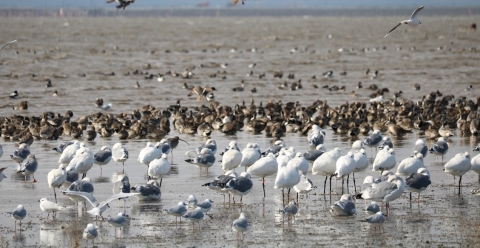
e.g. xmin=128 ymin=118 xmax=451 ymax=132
xmin=3 ymin=4 xmax=480 ymax=246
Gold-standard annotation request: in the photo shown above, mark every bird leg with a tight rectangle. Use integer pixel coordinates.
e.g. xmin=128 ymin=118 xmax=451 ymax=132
xmin=323 ymin=176 xmax=327 ymax=198
xmin=347 ymin=174 xmax=350 ymax=194
xmin=100 ymin=166 xmax=103 ymax=177
xmin=341 ymin=177 xmax=344 ymax=194
xmin=33 ymin=175 xmax=37 ymax=183
xmin=262 ymin=177 xmax=266 ymax=198
xmin=160 ymin=178 xmax=163 ymax=187
xmin=459 ymin=176 xmax=462 ymax=195
xmin=352 ymin=173 xmax=356 ymax=193
xmin=329 ymin=175 xmax=333 ymax=199
xmin=417 ymin=193 xmax=421 ymax=204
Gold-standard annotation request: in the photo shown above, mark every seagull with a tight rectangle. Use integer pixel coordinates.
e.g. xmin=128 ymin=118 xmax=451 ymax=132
xmin=112 ymin=143 xmax=129 ymax=173
xmin=48 ymin=164 xmax=67 ymax=203
xmin=58 ymin=141 xmax=82 ymax=165
xmin=0 ymin=39 xmax=17 ymax=54
xmin=330 ymin=194 xmax=356 ymax=216
xmin=0 ymin=167 xmax=6 ymax=183
xmin=12 ymin=204 xmax=26 ymax=232
xmin=93 ymin=146 xmax=112 ymax=177
xmin=292 ymin=173 xmax=316 ymax=203
xmin=365 ymin=201 xmax=381 ymax=216
xmin=83 ymin=223 xmax=98 ymax=246
xmin=130 ymin=180 xmax=161 ymax=201
xmin=365 ymin=212 xmax=386 ymax=232
xmin=444 ymin=152 xmax=471 ymax=194
xmin=62 ymin=191 xmax=139 ymax=220
xmin=69 ymin=147 xmax=94 ymax=179
xmin=167 ymin=201 xmax=187 ymax=224
xmin=282 ymin=201 xmax=298 ymax=221
xmin=108 ymin=212 xmax=127 ymax=235
xmin=39 ymin=198 xmax=65 ymax=220
xmin=429 ymin=137 xmax=449 ymax=163
xmin=184 ymin=207 xmax=204 ymax=230
xmin=10 ymin=143 xmax=30 ymax=166
xmin=17 ymin=154 xmax=38 ymax=182
xmin=107 ymin=0 xmax=135 ymax=10
xmin=221 ymin=142 xmax=243 ymax=172
xmin=186 ymin=194 xmax=198 ymax=209
xmin=196 ymin=199 xmax=214 ymax=215
xmin=405 ymin=168 xmax=431 ymax=204
xmin=232 ymin=213 xmax=248 ymax=239
xmin=247 ymin=153 xmax=278 ymax=198
xmin=384 ymin=6 xmax=424 ymax=38
xmin=148 ymin=153 xmax=171 ymax=186
xmin=359 ymin=175 xmax=405 ymax=215
xmin=225 ymin=172 xmax=254 ymax=204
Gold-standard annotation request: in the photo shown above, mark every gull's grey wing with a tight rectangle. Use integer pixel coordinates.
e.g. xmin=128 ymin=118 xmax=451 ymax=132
xmin=384 ymin=23 xmax=402 ymax=38
xmin=63 ymin=191 xmax=98 ymax=207
xmin=101 ymin=192 xmax=140 ymax=207
xmin=410 ymin=6 xmax=424 ymax=19
xmin=0 ymin=40 xmax=17 ymax=53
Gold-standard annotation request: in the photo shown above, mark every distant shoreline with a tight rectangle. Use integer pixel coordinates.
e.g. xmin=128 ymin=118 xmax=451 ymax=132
xmin=0 ymin=7 xmax=478 ymax=18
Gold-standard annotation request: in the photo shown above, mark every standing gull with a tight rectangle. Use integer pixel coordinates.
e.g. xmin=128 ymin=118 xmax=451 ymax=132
xmin=396 ymin=152 xmax=424 ymax=177
xmin=304 ymin=144 xmax=326 ymax=163
xmin=293 ymin=173 xmax=316 ymax=203
xmin=185 ymin=148 xmax=216 ymax=173
xmin=202 ymin=171 xmax=238 ymax=203
xmin=352 ymin=149 xmax=369 ymax=192
xmin=405 ymin=168 xmax=431 ymax=204
xmin=148 ymin=153 xmax=171 ymax=186
xmin=17 ymin=154 xmax=38 ymax=182
xmin=196 ymin=199 xmax=214 ymax=215
xmin=372 ymin=146 xmax=396 ymax=174
xmin=108 ymin=212 xmax=127 ymax=236
xmin=312 ymin=147 xmax=342 ymax=197
xmin=186 ymin=194 xmax=198 ymax=209
xmin=274 ymin=160 xmax=301 ymax=205
xmin=363 ymin=130 xmax=383 ymax=153
xmin=39 ymin=198 xmax=65 ymax=220
xmin=232 ymin=213 xmax=248 ymax=239
xmin=93 ymin=146 xmax=112 ymax=177
xmin=221 ymin=142 xmax=243 ymax=172
xmin=429 ymin=137 xmax=449 ymax=163
xmin=83 ymin=223 xmax=98 ymax=246
xmin=47 ymin=164 xmax=67 ymax=203
xmin=247 ymin=153 xmax=278 ymax=198
xmin=167 ymin=201 xmax=187 ymax=224
xmin=365 ymin=201 xmax=381 ymax=216
xmin=365 ymin=212 xmax=386 ymax=232
xmin=282 ymin=201 xmax=298 ymax=221
xmin=112 ymin=143 xmax=129 ymax=172
xmin=12 ymin=204 xmax=26 ymax=232
xmin=471 ymin=143 xmax=480 ymax=182
xmin=184 ymin=207 xmax=204 ymax=230
xmin=10 ymin=143 xmax=30 ymax=166
xmin=240 ymin=143 xmax=262 ymax=170
xmin=225 ymin=172 xmax=254 ymax=204
xmin=138 ymin=142 xmax=161 ymax=168
xmin=334 ymin=152 xmax=356 ymax=194
xmin=443 ymin=152 xmax=471 ymax=194
xmin=69 ymin=147 xmax=94 ymax=179
xmin=384 ymin=6 xmax=424 ymax=38
xmin=413 ymin=139 xmax=428 ymax=158
xmin=58 ymin=141 xmax=81 ymax=165
xmin=359 ymin=175 xmax=405 ymax=215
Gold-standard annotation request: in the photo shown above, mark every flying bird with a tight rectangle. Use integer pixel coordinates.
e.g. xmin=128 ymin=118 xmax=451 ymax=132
xmin=107 ymin=0 xmax=135 ymax=10
xmin=384 ymin=6 xmax=424 ymax=38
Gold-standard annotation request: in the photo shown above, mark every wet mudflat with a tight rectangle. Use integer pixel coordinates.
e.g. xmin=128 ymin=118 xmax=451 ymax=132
xmin=0 ymin=14 xmax=479 ymax=247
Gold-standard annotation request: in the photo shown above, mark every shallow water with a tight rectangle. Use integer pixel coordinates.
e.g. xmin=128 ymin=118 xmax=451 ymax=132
xmin=0 ymin=15 xmax=479 ymax=247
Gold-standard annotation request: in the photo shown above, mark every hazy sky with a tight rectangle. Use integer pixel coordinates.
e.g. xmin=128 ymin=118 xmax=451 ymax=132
xmin=1 ymin=0 xmax=479 ymax=8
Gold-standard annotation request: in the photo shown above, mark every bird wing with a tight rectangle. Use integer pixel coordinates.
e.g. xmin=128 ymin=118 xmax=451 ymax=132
xmin=63 ymin=191 xmax=98 ymax=207
xmin=410 ymin=6 xmax=424 ymax=19
xmin=0 ymin=167 xmax=7 ymax=173
xmin=100 ymin=192 xmax=140 ymax=207
xmin=384 ymin=23 xmax=401 ymax=38
xmin=0 ymin=40 xmax=17 ymax=53
xmin=106 ymin=0 xmax=116 ymax=3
